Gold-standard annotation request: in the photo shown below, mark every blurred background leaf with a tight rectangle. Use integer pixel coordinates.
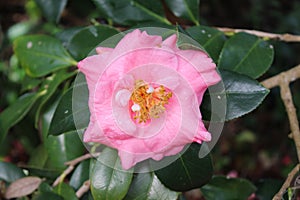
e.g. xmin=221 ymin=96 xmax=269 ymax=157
xmin=201 ymin=176 xmax=256 ymax=200
xmin=34 ymin=0 xmax=67 ymax=23
xmin=165 ymin=0 xmax=200 ymax=25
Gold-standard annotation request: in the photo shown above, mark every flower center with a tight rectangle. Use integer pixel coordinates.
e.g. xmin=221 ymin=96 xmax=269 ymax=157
xmin=130 ymin=80 xmax=172 ymax=123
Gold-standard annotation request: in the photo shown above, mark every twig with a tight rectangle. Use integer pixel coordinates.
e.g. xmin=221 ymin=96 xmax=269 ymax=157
xmin=261 ymin=64 xmax=300 ymax=161
xmin=76 ymin=180 xmax=91 ymax=198
xmin=52 ymin=153 xmax=100 ymax=187
xmin=217 ymin=27 xmax=300 ymax=42
xmin=261 ymin=64 xmax=300 ymax=199
xmin=273 ymin=164 xmax=300 ymax=200
xmin=261 ymin=64 xmax=300 ymax=89
xmin=279 ymin=81 xmax=300 ymax=161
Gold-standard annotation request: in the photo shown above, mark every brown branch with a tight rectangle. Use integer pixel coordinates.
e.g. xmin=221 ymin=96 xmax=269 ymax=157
xmin=217 ymin=27 xmax=300 ymax=42
xmin=261 ymin=64 xmax=300 ymax=89
xmin=279 ymin=81 xmax=300 ymax=161
xmin=273 ymin=164 xmax=300 ymax=200
xmin=261 ymin=64 xmax=300 ymax=199
xmin=76 ymin=180 xmax=91 ymax=198
xmin=52 ymin=153 xmax=100 ymax=187
xmin=261 ymin=65 xmax=300 ymax=161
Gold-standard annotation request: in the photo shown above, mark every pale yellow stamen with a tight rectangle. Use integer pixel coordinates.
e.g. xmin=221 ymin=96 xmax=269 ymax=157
xmin=130 ymin=80 xmax=172 ymax=123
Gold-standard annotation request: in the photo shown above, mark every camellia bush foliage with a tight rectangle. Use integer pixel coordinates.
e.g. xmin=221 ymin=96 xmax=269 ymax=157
xmin=1 ymin=0 xmax=299 ymax=199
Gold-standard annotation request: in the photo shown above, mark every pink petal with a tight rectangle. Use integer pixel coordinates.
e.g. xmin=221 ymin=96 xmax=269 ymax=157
xmin=96 ymin=47 xmax=113 ymax=54
xmin=162 ymin=34 xmax=179 ymax=51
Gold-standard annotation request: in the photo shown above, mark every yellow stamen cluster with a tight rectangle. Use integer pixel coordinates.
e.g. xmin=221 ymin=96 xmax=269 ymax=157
xmin=130 ymin=80 xmax=172 ymax=123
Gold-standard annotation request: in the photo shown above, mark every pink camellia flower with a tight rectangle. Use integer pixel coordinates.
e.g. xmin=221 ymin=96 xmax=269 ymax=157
xmin=78 ymin=29 xmax=220 ymax=170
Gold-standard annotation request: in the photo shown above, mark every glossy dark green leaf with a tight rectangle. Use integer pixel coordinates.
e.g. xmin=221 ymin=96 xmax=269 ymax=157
xmin=41 ymin=94 xmax=85 ymax=170
xmin=201 ymin=176 xmax=256 ymax=200
xmin=48 ymin=88 xmax=76 ymax=136
xmin=55 ymin=27 xmax=84 ymax=47
xmin=67 ymin=25 xmax=119 ymax=61
xmin=92 ymin=0 xmax=171 ymax=26
xmin=91 ymin=148 xmax=133 ymax=200
xmin=14 ymin=35 xmax=77 ymax=77
xmin=0 ymin=161 xmax=25 ymax=183
xmin=165 ymin=0 xmax=199 ymax=25
xmin=255 ymin=179 xmax=283 ymax=200
xmin=45 ymin=131 xmax=85 ymax=170
xmin=155 ymin=143 xmax=213 ymax=191
xmin=53 ymin=183 xmax=78 ymax=200
xmin=186 ymin=25 xmax=226 ymax=62
xmin=72 ymin=73 xmax=90 ymax=132
xmin=218 ymin=32 xmax=274 ymax=79
xmin=0 ymin=92 xmax=40 ymax=144
xmin=35 ymin=69 xmax=76 ymax=128
xmin=124 ymin=173 xmax=178 ymax=200
xmin=34 ymin=0 xmax=67 ymax=23
xmin=222 ymin=70 xmax=269 ymax=120
xmin=202 ymin=70 xmax=269 ymax=121
xmin=69 ymin=160 xmax=90 ymax=190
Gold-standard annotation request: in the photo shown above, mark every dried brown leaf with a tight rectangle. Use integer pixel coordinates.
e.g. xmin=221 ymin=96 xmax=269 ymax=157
xmin=5 ymin=176 xmax=42 ymax=199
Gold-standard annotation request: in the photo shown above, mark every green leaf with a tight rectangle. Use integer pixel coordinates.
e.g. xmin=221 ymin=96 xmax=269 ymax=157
xmin=155 ymin=143 xmax=213 ymax=191
xmin=40 ymin=94 xmax=85 ymax=170
xmin=201 ymin=70 xmax=269 ymax=121
xmin=223 ymin=70 xmax=268 ymax=120
xmin=186 ymin=25 xmax=226 ymax=62
xmin=218 ymin=32 xmax=274 ymax=79
xmin=92 ymin=0 xmax=171 ymax=25
xmin=23 ymin=166 xmax=61 ymax=180
xmin=91 ymin=148 xmax=133 ymax=200
xmin=35 ymin=69 xmax=76 ymax=128
xmin=165 ymin=0 xmax=199 ymax=25
xmin=45 ymin=131 xmax=85 ymax=170
xmin=0 ymin=161 xmax=25 ymax=183
xmin=72 ymin=73 xmax=90 ymax=132
xmin=14 ymin=35 xmax=77 ymax=77
xmin=0 ymin=92 xmax=40 ymax=144
xmin=21 ymin=76 xmax=42 ymax=92
xmin=48 ymin=87 xmax=77 ymax=136
xmin=69 ymin=160 xmax=90 ymax=190
xmin=67 ymin=25 xmax=119 ymax=61
xmin=53 ymin=183 xmax=78 ymax=200
xmin=201 ymin=176 xmax=256 ymax=200
xmin=32 ymin=192 xmax=64 ymax=200
xmin=124 ymin=173 xmax=178 ymax=200
xmin=34 ymin=0 xmax=67 ymax=23
xmin=28 ymin=145 xmax=48 ymax=168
